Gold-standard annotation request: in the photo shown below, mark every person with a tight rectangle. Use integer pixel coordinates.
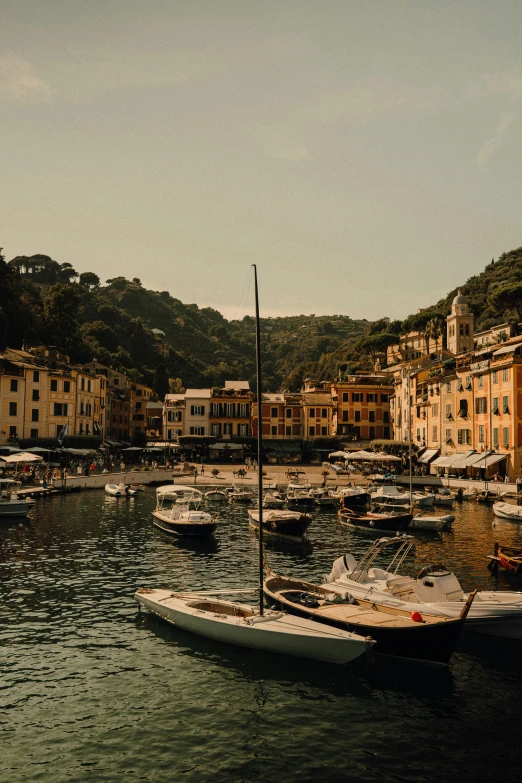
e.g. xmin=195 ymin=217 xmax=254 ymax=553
xmin=90 ymin=461 xmax=96 ymax=474
xmin=252 ymin=458 xmax=257 ymax=470
xmin=193 ymin=467 xmax=198 ymax=481
xmin=505 ymin=474 xmax=510 ymax=483
xmin=120 ymin=460 xmax=126 ymax=472
xmin=77 ymin=464 xmax=83 ymax=476
xmin=200 ymin=462 xmax=205 ymax=476
xmin=517 ymin=476 xmax=522 ymax=494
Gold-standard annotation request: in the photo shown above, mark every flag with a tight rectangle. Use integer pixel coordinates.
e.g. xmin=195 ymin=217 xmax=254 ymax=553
xmin=57 ymin=421 xmax=68 ymax=445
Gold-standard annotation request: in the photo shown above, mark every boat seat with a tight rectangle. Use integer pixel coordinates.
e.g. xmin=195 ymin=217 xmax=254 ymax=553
xmin=386 ymin=575 xmax=416 ymax=596
xmin=367 ymin=567 xmax=388 ymax=580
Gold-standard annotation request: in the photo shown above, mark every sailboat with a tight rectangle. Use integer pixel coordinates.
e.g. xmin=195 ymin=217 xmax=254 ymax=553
xmin=135 ymin=266 xmax=374 ymax=665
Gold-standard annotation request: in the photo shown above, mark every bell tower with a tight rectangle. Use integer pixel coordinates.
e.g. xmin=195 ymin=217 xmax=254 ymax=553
xmin=446 ymin=291 xmax=474 ymax=355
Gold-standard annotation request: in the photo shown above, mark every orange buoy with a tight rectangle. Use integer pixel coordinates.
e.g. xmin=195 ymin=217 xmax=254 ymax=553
xmin=410 ymin=611 xmax=423 ymax=622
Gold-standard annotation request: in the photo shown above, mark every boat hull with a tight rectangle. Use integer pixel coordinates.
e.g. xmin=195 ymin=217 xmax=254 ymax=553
xmin=135 ymin=589 xmax=373 ymax=665
xmin=152 ymin=511 xmax=217 ymax=538
xmin=339 ymin=510 xmax=412 ymax=534
xmin=0 ymin=500 xmax=33 ymax=517
xmin=409 ymin=515 xmax=454 ymax=532
xmin=248 ymin=511 xmax=312 ymax=538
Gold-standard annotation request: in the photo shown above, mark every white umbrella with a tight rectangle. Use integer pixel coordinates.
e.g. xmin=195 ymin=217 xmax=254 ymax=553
xmin=347 ymin=451 xmax=375 ymax=460
xmin=372 ymin=452 xmax=401 ymax=462
xmin=328 ymin=450 xmax=350 ymax=458
xmin=3 ymin=452 xmax=44 ymax=463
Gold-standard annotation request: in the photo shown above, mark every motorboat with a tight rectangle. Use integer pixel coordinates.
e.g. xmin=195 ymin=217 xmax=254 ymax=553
xmin=332 ymin=486 xmax=370 ymax=512
xmin=135 ymin=588 xmax=374 ymax=665
xmin=0 ymin=479 xmax=34 ymax=517
xmin=488 ymin=543 xmax=522 ymax=574
xmin=228 ymin=486 xmax=255 ymax=504
xmin=370 ymin=485 xmax=409 ymax=507
xmin=105 ymin=483 xmax=135 ymax=497
xmin=309 ymin=488 xmax=338 ymax=508
xmin=409 ymin=514 xmax=454 ymax=532
xmin=411 ymin=492 xmax=435 ymax=508
xmin=476 ymin=489 xmax=500 ymax=504
xmin=492 ymin=501 xmax=522 ymax=521
xmin=152 ymin=485 xmax=219 ymax=537
xmin=339 ymin=507 xmax=412 ymax=534
xmin=262 ymin=492 xmax=286 ymax=509
xmin=165 ymin=486 xmax=205 ymax=509
xmin=205 ymin=488 xmax=229 ymax=502
xmin=323 ymin=536 xmax=522 ymax=638
xmin=433 ymin=489 xmax=454 ymax=508
xmin=248 ymin=508 xmax=312 ymax=538
xmin=263 ymin=573 xmax=474 ymax=665
xmin=286 ymin=481 xmax=315 ymax=510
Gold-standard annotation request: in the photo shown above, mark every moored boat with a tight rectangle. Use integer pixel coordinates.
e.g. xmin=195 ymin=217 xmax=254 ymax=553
xmin=105 ymin=482 xmax=131 ymax=497
xmin=205 ymin=488 xmax=229 ymax=502
xmin=409 ymin=514 xmax=454 ymax=532
xmin=492 ymin=501 xmax=522 ymax=520
xmin=152 ymin=485 xmax=219 ymax=537
xmin=248 ymin=508 xmax=312 ymax=538
xmin=339 ymin=507 xmax=412 ymax=534
xmin=488 ymin=542 xmax=522 ymax=574
xmin=0 ymin=479 xmax=34 ymax=517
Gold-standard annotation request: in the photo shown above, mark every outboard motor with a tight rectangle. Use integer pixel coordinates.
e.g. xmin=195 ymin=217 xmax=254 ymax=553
xmin=323 ymin=554 xmax=357 ymax=584
xmin=413 ymin=565 xmax=465 ymax=602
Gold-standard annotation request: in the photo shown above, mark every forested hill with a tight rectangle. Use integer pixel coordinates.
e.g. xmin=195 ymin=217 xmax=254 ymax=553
xmin=1 ymin=246 xmax=521 ymax=391
xmin=0 ymin=253 xmax=371 ymax=391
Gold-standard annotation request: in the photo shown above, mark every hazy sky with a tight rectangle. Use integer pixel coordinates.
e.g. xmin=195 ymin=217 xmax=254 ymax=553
xmin=2 ymin=1 xmax=522 ymax=321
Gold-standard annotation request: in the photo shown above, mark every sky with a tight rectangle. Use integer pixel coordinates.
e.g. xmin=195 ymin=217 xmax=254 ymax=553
xmin=2 ymin=1 xmax=522 ymax=321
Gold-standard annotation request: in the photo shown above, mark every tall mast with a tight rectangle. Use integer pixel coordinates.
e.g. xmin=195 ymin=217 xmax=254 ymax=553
xmin=253 ymin=265 xmax=264 ymax=616
xmin=408 ymin=370 xmax=413 ymax=501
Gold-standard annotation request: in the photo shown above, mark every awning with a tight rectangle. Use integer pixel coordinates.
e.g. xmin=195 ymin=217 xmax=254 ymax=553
xmin=280 ymin=442 xmax=301 ymax=453
xmin=467 ymin=452 xmax=508 ymax=469
xmin=148 ymin=441 xmax=179 ymax=448
xmin=448 ymin=451 xmax=476 ymax=469
xmin=417 ymin=448 xmax=439 ymax=464
xmin=104 ymin=440 xmax=122 ymax=447
xmin=209 ymin=443 xmax=244 ymax=450
xmin=431 ymin=455 xmax=455 ymax=468
xmin=493 ymin=343 xmax=522 ymax=357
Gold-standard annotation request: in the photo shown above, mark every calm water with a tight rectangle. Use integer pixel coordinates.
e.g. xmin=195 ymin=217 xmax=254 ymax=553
xmin=2 ymin=489 xmax=522 ymax=782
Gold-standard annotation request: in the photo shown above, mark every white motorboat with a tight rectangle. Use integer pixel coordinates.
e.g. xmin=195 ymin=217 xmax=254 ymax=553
xmin=0 ymin=479 xmax=34 ymax=517
xmin=205 ymin=488 xmax=229 ymax=502
xmin=433 ymin=490 xmax=454 ymax=508
xmin=411 ymin=492 xmax=435 ymax=508
xmin=135 ymin=588 xmax=374 ymax=665
xmin=286 ymin=481 xmax=314 ymax=510
xmin=409 ymin=514 xmax=454 ymax=532
xmin=105 ymin=483 xmax=132 ymax=497
xmin=262 ymin=492 xmax=286 ymax=509
xmin=135 ymin=265 xmax=374 ymax=667
xmin=228 ymin=486 xmax=255 ymax=504
xmin=370 ymin=485 xmax=409 ymax=506
xmin=492 ymin=501 xmax=522 ymax=521
xmin=165 ymin=486 xmax=204 ymax=509
xmin=248 ymin=508 xmax=312 ymax=538
xmin=323 ymin=536 xmax=522 ymax=638
xmin=309 ymin=488 xmax=339 ymax=507
xmin=152 ymin=485 xmax=219 ymax=537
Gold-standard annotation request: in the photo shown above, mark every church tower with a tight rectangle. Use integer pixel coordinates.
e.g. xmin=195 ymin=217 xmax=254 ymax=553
xmin=446 ymin=291 xmax=474 ymax=355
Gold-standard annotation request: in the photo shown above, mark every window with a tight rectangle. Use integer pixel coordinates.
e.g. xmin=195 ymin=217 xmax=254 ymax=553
xmin=369 ymin=426 xmax=375 ymax=439
xmin=458 ymin=429 xmax=471 ymax=445
xmin=136 ymin=389 xmax=142 ymax=396
xmin=286 ymin=409 xmax=292 ymax=419
xmin=190 ymin=405 xmax=205 ymax=416
xmin=445 ymin=428 xmax=452 ymax=444
xmin=493 ymin=371 xmax=498 ymax=384
xmin=10 ymin=379 xmax=18 ymax=392
xmin=492 ymin=397 xmax=499 ymax=414
xmin=367 ymin=393 xmax=377 ymax=403
xmin=381 ymin=393 xmax=389 ymax=403
xmin=321 ymin=426 xmax=327 ymax=436
xmin=342 ymin=411 xmax=349 ymax=421
xmin=32 ymin=389 xmax=39 ymax=401
xmin=465 ymin=375 xmax=472 ymax=389
xmin=503 ymin=427 xmax=509 ymax=447
xmin=475 ymin=397 xmax=487 ymax=414
xmin=63 ymin=381 xmax=70 ymax=393
xmin=432 ymin=403 xmax=439 ymax=417
xmin=88 ymin=380 xmax=91 ymax=392
xmin=238 ymin=424 xmax=248 ymax=436
xmin=53 ymin=403 xmax=68 ymax=416
xmin=493 ymin=428 xmax=499 ymax=446
xmin=309 ymin=426 xmax=315 ymax=436
xmin=271 ymin=425 xmax=277 ymax=435
xmin=383 ymin=411 xmax=389 ymax=423
xmin=478 ymin=425 xmax=485 ymax=443
xmin=478 ymin=375 xmax=483 ymax=389
xmin=458 ymin=399 xmax=468 ymax=417
xmin=503 ymin=396 xmax=509 ymax=414
xmin=383 ymin=427 xmax=390 ymax=438
xmin=211 ymin=424 xmax=220 ymax=437
xmin=223 ymin=423 xmax=232 ymax=435
xmin=239 ymin=403 xmax=249 ymax=417
xmin=136 ymin=402 xmax=142 ymax=410
xmin=285 ymin=426 xmax=291 ymax=435
xmin=50 ymin=379 xmax=58 ymax=391
xmin=31 ymin=409 xmax=39 ymax=422
xmin=309 ymin=408 xmax=315 ymax=417
xmin=321 ymin=408 xmax=327 ymax=418
xmin=86 ymin=403 xmax=92 ymax=416
xmin=30 ymin=429 xmax=38 ymax=438
xmin=189 ymin=426 xmax=205 ymax=435
xmin=33 ymin=371 xmax=39 ymax=383
xmin=352 ymin=393 xmax=363 ymax=402
xmin=503 ymin=368 xmax=509 ymax=382
xmin=354 ymin=411 xmax=361 ymax=422
xmin=9 ymin=426 xmax=16 ymax=437
xmin=369 ymin=410 xmax=375 ymax=422
xmin=9 ymin=402 xmax=17 ymax=416
xmin=81 ymin=378 xmax=85 ymax=391
xmin=342 ymin=393 xmax=348 ymax=402
xmin=445 ymin=404 xmax=452 ymax=419
xmin=271 ymin=407 xmax=278 ymax=417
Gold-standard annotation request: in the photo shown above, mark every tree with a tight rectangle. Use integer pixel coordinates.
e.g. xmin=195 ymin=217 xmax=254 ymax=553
xmin=43 ymin=284 xmax=81 ymax=354
xmin=488 ymin=282 xmax=522 ymax=321
xmin=153 ymin=364 xmax=169 ymax=400
xmin=357 ymin=333 xmax=398 ymax=365
xmin=79 ymin=272 xmax=100 ymax=290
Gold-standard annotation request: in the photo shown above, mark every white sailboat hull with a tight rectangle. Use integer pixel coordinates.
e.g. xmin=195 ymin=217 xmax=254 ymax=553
xmin=135 ymin=588 xmax=374 ymax=664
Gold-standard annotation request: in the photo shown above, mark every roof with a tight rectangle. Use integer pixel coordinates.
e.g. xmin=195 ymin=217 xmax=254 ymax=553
xmin=164 ymin=394 xmax=185 ymax=403
xmin=224 ymin=380 xmax=250 ymax=390
xmin=185 ymin=388 xmax=212 ymax=398
xmin=146 ymin=401 xmax=163 ymax=410
xmin=417 ymin=448 xmax=439 ymax=464
xmin=302 ymin=393 xmax=333 ymax=406
xmin=452 ymin=290 xmax=469 ymax=305
xmin=492 ymin=342 xmax=522 ymax=357
xmin=263 ymin=393 xmax=285 ymax=402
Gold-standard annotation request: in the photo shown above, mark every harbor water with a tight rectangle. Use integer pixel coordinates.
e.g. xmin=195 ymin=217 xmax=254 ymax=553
xmin=2 ymin=489 xmax=522 ymax=782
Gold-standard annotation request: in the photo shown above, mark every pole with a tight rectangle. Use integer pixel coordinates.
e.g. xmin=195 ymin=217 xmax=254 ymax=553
xmin=253 ymin=264 xmax=264 ymax=616
xmin=408 ymin=371 xmax=413 ymax=502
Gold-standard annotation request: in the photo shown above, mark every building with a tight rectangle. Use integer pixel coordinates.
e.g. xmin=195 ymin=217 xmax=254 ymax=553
xmin=184 ymin=389 xmax=211 ymax=436
xmin=301 ymin=380 xmax=334 ymax=439
xmin=209 ymin=381 xmax=252 ymax=439
xmin=333 ymin=374 xmax=393 ymax=444
xmin=163 ymin=394 xmax=185 ymax=441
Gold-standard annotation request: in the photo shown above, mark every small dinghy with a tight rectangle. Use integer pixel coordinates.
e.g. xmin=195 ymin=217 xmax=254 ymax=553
xmin=492 ymin=501 xmax=522 ymax=521
xmin=248 ymin=508 xmax=312 ymax=538
xmin=205 ymin=488 xmax=229 ymax=502
xmin=433 ymin=490 xmax=454 ymax=508
xmin=411 ymin=492 xmax=435 ymax=508
xmin=135 ymin=588 xmax=374 ymax=665
xmin=409 ymin=514 xmax=454 ymax=532
xmin=105 ymin=483 xmax=132 ymax=497
xmin=488 ymin=542 xmax=522 ymax=574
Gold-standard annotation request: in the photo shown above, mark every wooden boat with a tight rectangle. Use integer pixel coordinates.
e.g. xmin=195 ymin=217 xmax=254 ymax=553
xmin=409 ymin=514 xmax=454 ymax=532
xmin=205 ymin=488 xmax=229 ymax=502
xmin=476 ymin=489 xmax=499 ymax=504
xmin=339 ymin=507 xmax=412 ymax=533
xmin=248 ymin=508 xmax=312 ymax=538
xmin=324 ymin=537 xmax=522 ymax=638
xmin=488 ymin=542 xmax=522 ymax=574
xmin=0 ymin=479 xmax=34 ymax=517
xmin=492 ymin=501 xmax=522 ymax=520
xmin=152 ymin=485 xmax=219 ymax=537
xmin=370 ymin=485 xmax=409 ymax=507
xmin=135 ymin=588 xmax=374 ymax=665
xmin=264 ymin=573 xmax=474 ymax=665
xmin=135 ymin=267 xmax=375 ymax=667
